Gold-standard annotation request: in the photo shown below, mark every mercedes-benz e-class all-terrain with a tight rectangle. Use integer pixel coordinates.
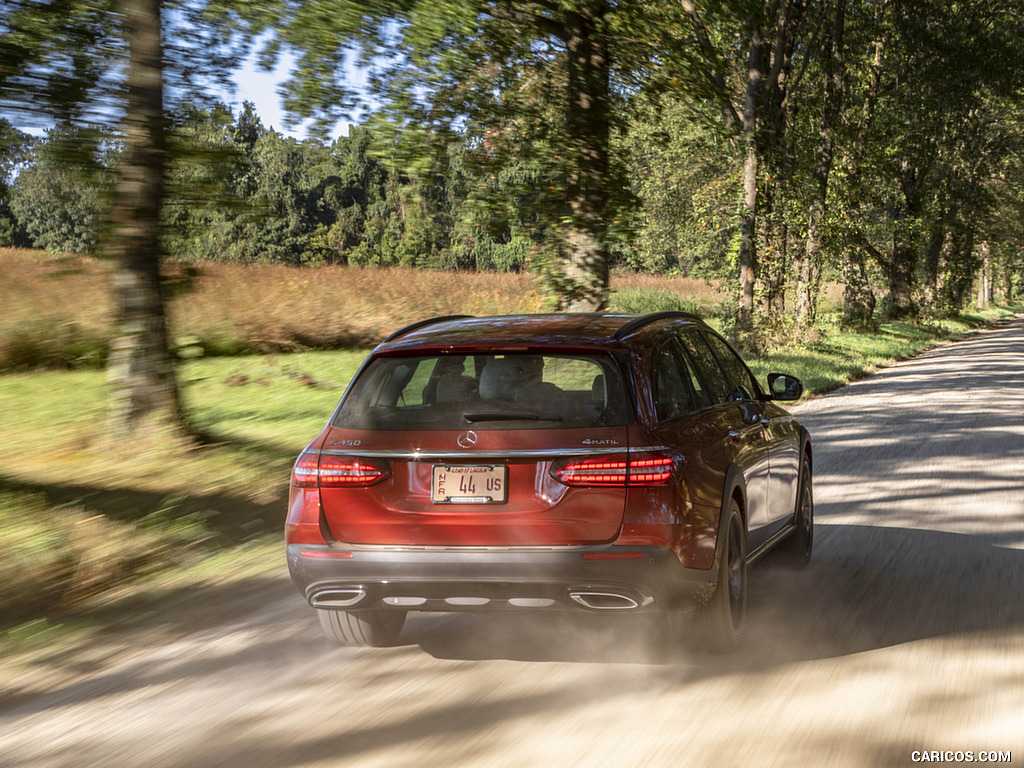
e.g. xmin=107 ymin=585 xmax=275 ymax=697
xmin=286 ymin=312 xmax=813 ymax=650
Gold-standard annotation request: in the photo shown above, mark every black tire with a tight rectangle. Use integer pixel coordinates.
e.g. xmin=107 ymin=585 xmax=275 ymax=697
xmin=317 ymin=609 xmax=407 ymax=647
xmin=692 ymin=498 xmax=747 ymax=651
xmin=780 ymin=458 xmax=813 ymax=568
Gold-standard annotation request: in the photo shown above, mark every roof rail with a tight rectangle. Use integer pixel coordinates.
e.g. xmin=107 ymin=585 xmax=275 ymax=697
xmin=382 ymin=315 xmax=475 ymax=343
xmin=612 ymin=311 xmax=703 ymax=340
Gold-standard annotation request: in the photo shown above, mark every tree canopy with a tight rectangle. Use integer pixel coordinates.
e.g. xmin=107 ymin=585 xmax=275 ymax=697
xmin=3 ymin=0 xmax=1024 ymax=346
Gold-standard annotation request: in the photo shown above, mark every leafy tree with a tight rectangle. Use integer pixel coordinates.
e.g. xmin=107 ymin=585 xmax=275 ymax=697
xmin=224 ymin=130 xmax=319 ymax=262
xmin=620 ymin=97 xmax=739 ymax=279
xmin=0 ymin=0 xmax=252 ymax=436
xmin=839 ymin=0 xmax=1024 ymax=320
xmin=9 ymin=123 xmax=110 ymax=253
xmin=163 ymin=100 xmax=250 ymax=260
xmin=0 ymin=118 xmax=35 ymax=246
xmin=223 ymin=0 xmax=638 ymax=310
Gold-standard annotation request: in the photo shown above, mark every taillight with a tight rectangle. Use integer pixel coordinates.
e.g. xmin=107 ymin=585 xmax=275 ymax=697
xmin=291 ymin=453 xmax=321 ymax=488
xmin=628 ymin=454 xmax=676 ymax=485
xmin=551 ymin=455 xmax=629 ymax=486
xmin=290 ymin=451 xmax=391 ymax=488
xmin=551 ymin=452 xmax=676 ymax=487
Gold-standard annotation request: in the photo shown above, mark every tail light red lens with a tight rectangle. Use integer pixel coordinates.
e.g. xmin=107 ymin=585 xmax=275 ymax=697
xmin=551 ymin=452 xmax=676 ymax=487
xmin=628 ymin=454 xmax=676 ymax=485
xmin=551 ymin=455 xmax=629 ymax=486
xmin=290 ymin=451 xmax=391 ymax=489
xmin=291 ymin=453 xmax=321 ymax=488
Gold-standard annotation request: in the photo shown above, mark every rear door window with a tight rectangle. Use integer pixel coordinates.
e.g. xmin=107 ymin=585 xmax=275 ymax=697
xmin=677 ymin=331 xmax=731 ymax=405
xmin=333 ymin=353 xmax=630 ymax=430
xmin=653 ymin=339 xmax=708 ymax=421
xmin=702 ymin=332 xmax=761 ymax=402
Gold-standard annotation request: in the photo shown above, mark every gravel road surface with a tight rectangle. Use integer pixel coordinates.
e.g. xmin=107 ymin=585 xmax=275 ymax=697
xmin=2 ymin=319 xmax=1023 ymax=768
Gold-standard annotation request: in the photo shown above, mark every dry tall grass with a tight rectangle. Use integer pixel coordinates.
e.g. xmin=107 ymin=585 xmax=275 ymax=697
xmin=1 ymin=249 xmax=732 ymax=367
xmin=171 ymin=263 xmax=545 ymax=352
xmin=612 ymin=271 xmax=727 ymax=306
xmin=1 ymin=252 xmax=113 ymax=369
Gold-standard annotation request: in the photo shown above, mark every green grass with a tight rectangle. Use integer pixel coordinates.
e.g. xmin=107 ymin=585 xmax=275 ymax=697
xmin=0 ymin=348 xmax=372 ymax=660
xmin=744 ymin=308 xmax=1021 ymax=394
xmin=181 ymin=350 xmax=368 ymax=446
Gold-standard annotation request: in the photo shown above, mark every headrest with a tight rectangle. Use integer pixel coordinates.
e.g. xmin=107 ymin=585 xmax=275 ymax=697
xmin=479 ymin=357 xmax=530 ymax=400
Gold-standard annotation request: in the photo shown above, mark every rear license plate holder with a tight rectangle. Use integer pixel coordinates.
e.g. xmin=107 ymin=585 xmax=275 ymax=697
xmin=431 ymin=464 xmax=508 ymax=504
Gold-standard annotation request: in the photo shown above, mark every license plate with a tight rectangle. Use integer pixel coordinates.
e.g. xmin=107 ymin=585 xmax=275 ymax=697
xmin=432 ymin=464 xmax=508 ymax=504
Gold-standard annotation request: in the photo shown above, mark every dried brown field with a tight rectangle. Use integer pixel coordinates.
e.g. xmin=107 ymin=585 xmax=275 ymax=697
xmin=0 ymin=249 xmax=730 ymax=368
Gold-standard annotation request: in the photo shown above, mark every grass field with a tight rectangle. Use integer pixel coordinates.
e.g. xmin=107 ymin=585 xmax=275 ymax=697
xmin=1 ymin=246 xmax=1020 ymax=665
xmin=1 ymin=248 xmax=736 ymax=369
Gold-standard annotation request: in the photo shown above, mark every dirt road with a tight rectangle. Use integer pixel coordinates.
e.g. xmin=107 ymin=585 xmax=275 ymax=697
xmin=3 ymin=320 xmax=1023 ymax=768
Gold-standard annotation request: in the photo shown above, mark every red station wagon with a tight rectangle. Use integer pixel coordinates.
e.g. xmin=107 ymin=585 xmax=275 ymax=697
xmin=286 ymin=312 xmax=813 ymax=650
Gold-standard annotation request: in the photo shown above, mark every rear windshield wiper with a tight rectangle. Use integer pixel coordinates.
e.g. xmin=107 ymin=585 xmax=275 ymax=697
xmin=463 ymin=411 xmax=562 ymax=423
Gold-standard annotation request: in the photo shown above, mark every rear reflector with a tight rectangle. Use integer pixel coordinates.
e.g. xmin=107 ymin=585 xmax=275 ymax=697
xmin=551 ymin=452 xmax=676 ymax=487
xmin=291 ymin=451 xmax=391 ymax=489
xmin=581 ymin=552 xmax=646 ymax=560
xmin=299 ymin=550 xmax=354 ymax=559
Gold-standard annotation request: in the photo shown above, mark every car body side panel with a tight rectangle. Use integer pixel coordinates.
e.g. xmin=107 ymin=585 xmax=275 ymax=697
xmin=628 ymin=417 xmax=726 ymax=571
xmin=762 ymin=403 xmax=803 ymax=533
xmin=724 ymin=401 xmax=772 ymax=550
xmin=617 ymin=484 xmax=720 ymax=570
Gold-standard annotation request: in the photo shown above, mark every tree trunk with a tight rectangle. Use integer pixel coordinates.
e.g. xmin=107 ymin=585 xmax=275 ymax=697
xmin=795 ymin=0 xmax=846 ymax=326
xmin=885 ymin=238 xmax=915 ymax=320
xmin=107 ymin=0 xmax=186 ymax=436
xmin=841 ymin=250 xmax=876 ymax=329
xmin=794 ymin=209 xmax=822 ymax=325
xmin=886 ymin=164 xmax=919 ymax=320
xmin=759 ymin=216 xmax=787 ymax=317
xmin=559 ymin=2 xmax=610 ymax=312
xmin=737 ymin=23 xmax=762 ymax=332
xmin=840 ymin=12 xmax=887 ymax=328
xmin=976 ymin=241 xmax=992 ymax=310
xmin=921 ymin=212 xmax=946 ymax=312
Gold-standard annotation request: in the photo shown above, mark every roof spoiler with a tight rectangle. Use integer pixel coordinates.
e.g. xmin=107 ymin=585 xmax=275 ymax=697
xmin=382 ymin=315 xmax=475 ymax=343
xmin=612 ymin=311 xmax=703 ymax=340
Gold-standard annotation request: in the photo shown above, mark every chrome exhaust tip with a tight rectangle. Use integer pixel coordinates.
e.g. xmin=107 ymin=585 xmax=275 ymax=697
xmin=308 ymin=588 xmax=366 ymax=609
xmin=568 ymin=591 xmax=641 ymax=611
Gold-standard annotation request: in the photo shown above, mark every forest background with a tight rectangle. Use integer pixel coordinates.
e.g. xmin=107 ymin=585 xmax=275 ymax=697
xmin=4 ymin=0 xmax=1024 ymax=345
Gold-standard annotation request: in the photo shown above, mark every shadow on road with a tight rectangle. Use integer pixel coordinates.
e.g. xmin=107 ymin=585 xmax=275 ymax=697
xmin=406 ymin=523 xmax=1024 ymax=672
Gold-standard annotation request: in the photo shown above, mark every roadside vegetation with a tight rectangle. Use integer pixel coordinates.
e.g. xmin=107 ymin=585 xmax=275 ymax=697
xmin=2 ymin=247 xmax=1020 ymax=666
xmin=2 ymin=248 xmax=739 ymax=370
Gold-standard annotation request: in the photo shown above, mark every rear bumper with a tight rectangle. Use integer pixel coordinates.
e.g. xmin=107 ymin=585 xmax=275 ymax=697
xmin=286 ymin=543 xmax=716 ymax=613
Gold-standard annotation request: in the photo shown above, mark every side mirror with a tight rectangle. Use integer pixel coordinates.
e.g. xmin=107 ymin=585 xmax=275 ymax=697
xmin=767 ymin=373 xmax=804 ymax=401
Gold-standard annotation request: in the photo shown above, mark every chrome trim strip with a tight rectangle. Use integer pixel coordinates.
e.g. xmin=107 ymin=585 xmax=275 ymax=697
xmin=317 ymin=445 xmax=670 ymax=460
xmin=568 ymin=591 xmax=641 ymax=610
xmin=308 ymin=588 xmax=367 ymax=609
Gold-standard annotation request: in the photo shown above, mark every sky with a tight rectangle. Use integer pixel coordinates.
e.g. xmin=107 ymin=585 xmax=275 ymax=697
xmin=227 ymin=49 xmax=365 ymax=141
xmin=13 ymin=53 xmax=353 ymax=140
xmin=8 ymin=26 xmax=369 ymax=141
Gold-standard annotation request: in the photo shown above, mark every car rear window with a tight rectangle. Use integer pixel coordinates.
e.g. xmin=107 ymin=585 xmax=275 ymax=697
xmin=333 ymin=353 xmax=630 ymax=430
